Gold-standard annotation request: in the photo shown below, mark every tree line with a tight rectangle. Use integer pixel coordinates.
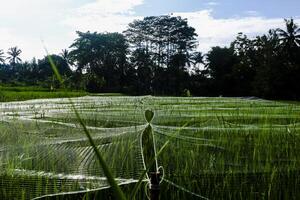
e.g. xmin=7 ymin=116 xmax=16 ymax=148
xmin=0 ymin=16 xmax=299 ymax=99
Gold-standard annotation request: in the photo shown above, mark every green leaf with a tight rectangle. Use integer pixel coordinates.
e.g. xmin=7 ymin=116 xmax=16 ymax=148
xmin=145 ymin=109 xmax=154 ymax=123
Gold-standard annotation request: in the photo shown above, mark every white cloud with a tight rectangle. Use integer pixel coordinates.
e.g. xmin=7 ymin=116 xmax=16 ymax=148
xmin=0 ymin=28 xmax=39 ymax=60
xmin=0 ymin=0 xmax=300 ymax=61
xmin=205 ymin=1 xmax=220 ymax=6
xmin=0 ymin=27 xmax=72 ymax=61
xmin=0 ymin=0 xmax=143 ymax=60
xmin=78 ymin=0 xmax=144 ymax=14
xmin=244 ymin=10 xmax=260 ymax=16
xmin=174 ymin=10 xmax=300 ymax=52
xmin=0 ymin=0 xmax=72 ymax=19
xmin=63 ymin=0 xmax=143 ymax=33
xmin=0 ymin=0 xmax=77 ymax=60
xmin=63 ymin=13 xmax=140 ymax=33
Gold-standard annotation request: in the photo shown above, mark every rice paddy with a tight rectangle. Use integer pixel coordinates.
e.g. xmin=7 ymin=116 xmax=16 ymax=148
xmin=0 ymin=96 xmax=300 ymax=199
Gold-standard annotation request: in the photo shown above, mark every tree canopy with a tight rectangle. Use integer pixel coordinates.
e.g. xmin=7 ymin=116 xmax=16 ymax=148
xmin=0 ymin=16 xmax=300 ymax=100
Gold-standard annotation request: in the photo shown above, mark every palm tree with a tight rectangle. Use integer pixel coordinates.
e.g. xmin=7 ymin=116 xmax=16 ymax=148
xmin=191 ymin=52 xmax=204 ymax=65
xmin=276 ymin=18 xmax=300 ymax=48
xmin=60 ymin=49 xmax=73 ymax=67
xmin=191 ymin=51 xmax=205 ymax=72
xmin=60 ymin=49 xmax=69 ymax=60
xmin=0 ymin=49 xmax=5 ymax=64
xmin=7 ymin=46 xmax=22 ymax=65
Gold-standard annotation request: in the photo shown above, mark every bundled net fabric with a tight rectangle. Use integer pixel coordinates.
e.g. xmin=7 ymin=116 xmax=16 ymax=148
xmin=0 ymin=96 xmax=300 ymax=199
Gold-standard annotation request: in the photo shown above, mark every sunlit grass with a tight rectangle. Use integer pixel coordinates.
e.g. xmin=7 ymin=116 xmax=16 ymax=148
xmin=0 ymin=96 xmax=299 ymax=199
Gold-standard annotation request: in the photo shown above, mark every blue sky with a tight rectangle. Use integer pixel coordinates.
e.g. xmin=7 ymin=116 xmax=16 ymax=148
xmin=135 ymin=0 xmax=300 ymax=18
xmin=0 ymin=0 xmax=299 ymax=60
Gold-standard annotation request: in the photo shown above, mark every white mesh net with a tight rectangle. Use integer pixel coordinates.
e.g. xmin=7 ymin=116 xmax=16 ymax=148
xmin=0 ymin=96 xmax=299 ymax=199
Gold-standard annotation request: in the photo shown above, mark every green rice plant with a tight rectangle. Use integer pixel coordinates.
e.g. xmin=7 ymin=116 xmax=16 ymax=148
xmin=47 ymin=53 xmax=127 ymax=200
xmin=1 ymin=82 xmax=300 ymax=199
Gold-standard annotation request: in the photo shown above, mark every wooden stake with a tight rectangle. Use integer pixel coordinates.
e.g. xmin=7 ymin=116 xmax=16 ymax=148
xmin=150 ymin=172 xmax=161 ymax=200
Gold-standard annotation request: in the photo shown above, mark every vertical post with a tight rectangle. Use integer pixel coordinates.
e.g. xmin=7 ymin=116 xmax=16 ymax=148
xmin=143 ymin=110 xmax=161 ymax=200
xmin=150 ymin=172 xmax=161 ymax=200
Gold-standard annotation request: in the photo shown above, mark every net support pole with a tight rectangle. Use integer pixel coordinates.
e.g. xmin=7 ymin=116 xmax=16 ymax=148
xmin=150 ymin=172 xmax=161 ymax=200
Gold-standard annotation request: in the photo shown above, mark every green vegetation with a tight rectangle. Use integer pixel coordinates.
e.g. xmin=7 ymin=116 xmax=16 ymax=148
xmin=0 ymin=12 xmax=299 ymax=200
xmin=0 ymin=96 xmax=299 ymax=199
xmin=0 ymin=86 xmax=88 ymax=102
xmin=0 ymin=17 xmax=299 ymax=99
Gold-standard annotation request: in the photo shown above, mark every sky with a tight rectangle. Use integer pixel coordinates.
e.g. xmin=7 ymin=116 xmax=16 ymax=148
xmin=0 ymin=0 xmax=299 ymax=61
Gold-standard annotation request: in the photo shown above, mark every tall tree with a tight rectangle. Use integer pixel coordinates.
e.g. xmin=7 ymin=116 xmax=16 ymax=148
xmin=130 ymin=49 xmax=154 ymax=94
xmin=230 ymin=33 xmax=257 ymax=95
xmin=276 ymin=19 xmax=300 ymax=99
xmin=190 ymin=51 xmax=204 ymax=72
xmin=277 ymin=18 xmax=300 ymax=49
xmin=205 ymin=46 xmax=238 ymax=96
xmin=0 ymin=50 xmax=5 ymax=64
xmin=124 ymin=15 xmax=198 ymax=68
xmin=60 ymin=49 xmax=72 ymax=66
xmin=124 ymin=15 xmax=198 ymax=95
xmin=7 ymin=46 xmax=22 ymax=65
xmin=37 ymin=54 xmax=72 ymax=89
xmin=252 ymin=30 xmax=283 ymax=98
xmin=69 ymin=31 xmax=129 ymax=92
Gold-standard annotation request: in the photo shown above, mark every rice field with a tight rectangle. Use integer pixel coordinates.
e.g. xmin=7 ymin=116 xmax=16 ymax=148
xmin=0 ymin=96 xmax=300 ymax=199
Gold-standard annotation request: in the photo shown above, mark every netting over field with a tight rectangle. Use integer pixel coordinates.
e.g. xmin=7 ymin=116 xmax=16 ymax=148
xmin=0 ymin=96 xmax=300 ymax=199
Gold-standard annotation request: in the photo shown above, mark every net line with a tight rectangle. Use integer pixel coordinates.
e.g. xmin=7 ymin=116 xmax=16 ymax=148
xmin=0 ymin=96 xmax=299 ymax=199
xmin=0 ymin=97 xmax=148 ymax=199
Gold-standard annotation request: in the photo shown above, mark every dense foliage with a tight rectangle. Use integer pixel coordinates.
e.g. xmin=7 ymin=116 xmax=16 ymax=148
xmin=0 ymin=16 xmax=299 ymax=99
